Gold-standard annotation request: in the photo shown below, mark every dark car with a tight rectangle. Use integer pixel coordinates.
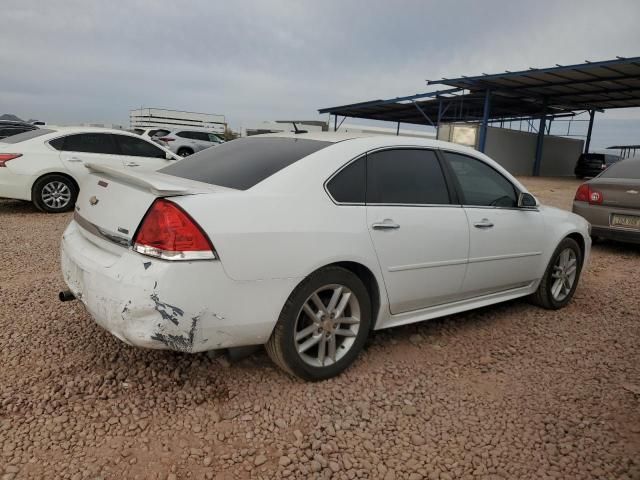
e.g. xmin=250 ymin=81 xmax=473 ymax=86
xmin=574 ymin=152 xmax=620 ymax=179
xmin=572 ymin=159 xmax=640 ymax=244
xmin=0 ymin=120 xmax=38 ymax=140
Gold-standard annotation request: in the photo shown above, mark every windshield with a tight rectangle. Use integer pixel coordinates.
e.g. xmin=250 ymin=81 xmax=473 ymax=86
xmin=160 ymin=137 xmax=331 ymax=190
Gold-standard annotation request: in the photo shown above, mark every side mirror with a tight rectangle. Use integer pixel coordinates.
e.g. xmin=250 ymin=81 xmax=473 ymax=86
xmin=518 ymin=192 xmax=538 ymax=208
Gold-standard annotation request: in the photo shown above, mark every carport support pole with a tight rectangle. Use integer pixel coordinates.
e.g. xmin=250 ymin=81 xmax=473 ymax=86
xmin=584 ymin=110 xmax=595 ymax=153
xmin=478 ymin=89 xmax=491 ymax=152
xmin=396 ymin=122 xmax=400 ymax=136
xmin=334 ymin=115 xmax=337 ymax=132
xmin=533 ymin=100 xmax=548 ymax=177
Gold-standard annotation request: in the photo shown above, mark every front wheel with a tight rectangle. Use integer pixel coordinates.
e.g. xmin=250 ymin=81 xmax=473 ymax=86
xmin=530 ymin=237 xmax=583 ymax=309
xmin=266 ymin=266 xmax=371 ymax=381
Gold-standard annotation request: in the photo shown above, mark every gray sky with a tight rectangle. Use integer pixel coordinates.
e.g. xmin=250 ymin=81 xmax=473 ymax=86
xmin=2 ymin=0 xmax=640 ymax=131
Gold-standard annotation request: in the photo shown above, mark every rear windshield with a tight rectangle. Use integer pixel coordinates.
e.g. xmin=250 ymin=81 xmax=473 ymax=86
xmin=600 ymin=160 xmax=640 ymax=179
xmin=1 ymin=128 xmax=54 ymax=143
xmin=160 ymin=137 xmax=331 ymax=190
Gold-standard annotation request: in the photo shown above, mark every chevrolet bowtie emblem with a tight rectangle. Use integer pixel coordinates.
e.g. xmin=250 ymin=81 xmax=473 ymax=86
xmin=89 ymin=196 xmax=99 ymax=206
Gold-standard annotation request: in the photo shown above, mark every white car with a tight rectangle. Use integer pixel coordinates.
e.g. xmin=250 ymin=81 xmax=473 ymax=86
xmin=158 ymin=127 xmax=225 ymax=157
xmin=0 ymin=127 xmax=179 ymax=212
xmin=60 ymin=133 xmax=591 ymax=380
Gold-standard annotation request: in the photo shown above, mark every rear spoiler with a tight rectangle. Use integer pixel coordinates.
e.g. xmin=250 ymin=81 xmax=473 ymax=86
xmin=85 ymin=163 xmax=207 ymax=196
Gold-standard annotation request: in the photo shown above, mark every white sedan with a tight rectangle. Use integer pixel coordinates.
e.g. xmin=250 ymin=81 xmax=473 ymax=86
xmin=0 ymin=127 xmax=179 ymax=212
xmin=60 ymin=133 xmax=590 ymax=380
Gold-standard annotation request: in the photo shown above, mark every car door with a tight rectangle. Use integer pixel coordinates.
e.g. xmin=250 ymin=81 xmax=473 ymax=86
xmin=365 ymin=148 xmax=470 ymax=314
xmin=56 ymin=133 xmax=122 ymax=179
xmin=113 ymin=134 xmax=175 ymax=171
xmin=442 ymin=151 xmax=545 ymax=297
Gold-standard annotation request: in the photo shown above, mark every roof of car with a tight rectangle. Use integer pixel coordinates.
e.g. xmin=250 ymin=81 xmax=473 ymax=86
xmin=261 ymin=131 xmax=480 ymax=154
xmin=35 ymin=126 xmax=143 ymax=137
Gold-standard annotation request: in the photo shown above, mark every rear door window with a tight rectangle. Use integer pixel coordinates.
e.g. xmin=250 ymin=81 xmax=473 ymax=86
xmin=600 ymin=160 xmax=640 ymax=179
xmin=60 ymin=133 xmax=120 ymax=155
xmin=115 ymin=135 xmax=166 ymax=158
xmin=366 ymin=149 xmax=451 ymax=205
xmin=444 ymin=152 xmax=517 ymax=208
xmin=160 ymin=137 xmax=331 ymax=190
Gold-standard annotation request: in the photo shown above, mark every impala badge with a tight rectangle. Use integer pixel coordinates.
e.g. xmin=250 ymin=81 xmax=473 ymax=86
xmin=89 ymin=196 xmax=99 ymax=206
xmin=626 ymin=190 xmax=638 ymax=195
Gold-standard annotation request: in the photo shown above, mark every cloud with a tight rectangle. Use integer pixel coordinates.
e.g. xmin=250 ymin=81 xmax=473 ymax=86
xmin=1 ymin=0 xmax=639 ymax=127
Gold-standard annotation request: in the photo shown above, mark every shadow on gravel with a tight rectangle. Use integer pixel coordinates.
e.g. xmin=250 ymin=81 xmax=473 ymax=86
xmin=0 ymin=199 xmax=40 ymax=214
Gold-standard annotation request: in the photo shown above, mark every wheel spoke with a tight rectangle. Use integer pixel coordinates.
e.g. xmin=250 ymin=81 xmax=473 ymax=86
xmin=328 ymin=335 xmax=336 ymax=362
xmin=310 ymin=293 xmax=328 ymax=314
xmin=295 ymin=324 xmax=318 ymax=342
xmin=337 ymin=316 xmax=359 ymax=325
xmin=298 ymin=334 xmax=321 ymax=354
xmin=565 ymin=265 xmax=577 ymax=276
xmin=333 ymin=291 xmax=351 ymax=319
xmin=326 ymin=286 xmax=343 ymax=314
xmin=335 ymin=328 xmax=356 ymax=338
xmin=551 ymin=278 xmax=563 ymax=299
xmin=317 ymin=335 xmax=327 ymax=365
xmin=302 ymin=302 xmax=319 ymax=321
xmin=563 ymin=278 xmax=572 ymax=291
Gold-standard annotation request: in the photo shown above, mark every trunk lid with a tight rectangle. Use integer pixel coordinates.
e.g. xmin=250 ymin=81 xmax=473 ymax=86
xmin=74 ymin=163 xmax=233 ymax=246
xmin=590 ymin=178 xmax=640 ymax=209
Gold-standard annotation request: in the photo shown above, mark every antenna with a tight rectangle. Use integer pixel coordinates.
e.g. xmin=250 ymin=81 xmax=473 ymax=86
xmin=292 ymin=122 xmax=308 ymax=134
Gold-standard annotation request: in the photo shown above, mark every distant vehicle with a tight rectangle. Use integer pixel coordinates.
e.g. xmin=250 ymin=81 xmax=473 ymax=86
xmin=132 ymin=127 xmax=171 ymax=142
xmin=0 ymin=127 xmax=179 ymax=213
xmin=573 ymin=158 xmax=640 ymax=244
xmin=59 ymin=133 xmax=590 ymax=380
xmin=0 ymin=120 xmax=38 ymax=140
xmin=574 ymin=152 xmax=620 ymax=179
xmin=158 ymin=127 xmax=225 ymax=157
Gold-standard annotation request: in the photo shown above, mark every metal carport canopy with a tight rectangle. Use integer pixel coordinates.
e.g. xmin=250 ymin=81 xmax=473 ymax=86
xmin=318 ymin=56 xmax=640 ymax=176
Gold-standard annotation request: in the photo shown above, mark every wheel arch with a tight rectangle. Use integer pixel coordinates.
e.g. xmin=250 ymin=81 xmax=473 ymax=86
xmin=566 ymin=231 xmax=586 ymax=259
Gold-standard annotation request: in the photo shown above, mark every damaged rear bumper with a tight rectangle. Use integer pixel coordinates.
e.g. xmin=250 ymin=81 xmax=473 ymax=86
xmin=61 ymin=220 xmax=298 ymax=353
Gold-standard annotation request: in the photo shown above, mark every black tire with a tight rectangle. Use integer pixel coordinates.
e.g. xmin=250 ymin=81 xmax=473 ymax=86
xmin=32 ymin=174 xmax=77 ymax=213
xmin=177 ymin=148 xmax=193 ymax=157
xmin=529 ymin=237 xmax=583 ymax=310
xmin=266 ymin=266 xmax=371 ymax=381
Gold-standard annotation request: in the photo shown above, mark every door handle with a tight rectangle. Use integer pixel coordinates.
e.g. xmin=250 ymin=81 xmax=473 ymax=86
xmin=125 ymin=162 xmax=140 ymax=167
xmin=68 ymin=157 xmax=83 ymax=163
xmin=474 ymin=219 xmax=494 ymax=229
xmin=372 ymin=220 xmax=400 ymax=230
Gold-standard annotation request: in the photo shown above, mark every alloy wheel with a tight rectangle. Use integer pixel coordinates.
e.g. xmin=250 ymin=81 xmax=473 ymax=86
xmin=294 ymin=284 xmax=361 ymax=367
xmin=41 ymin=181 xmax=71 ymax=209
xmin=551 ymin=248 xmax=578 ymax=301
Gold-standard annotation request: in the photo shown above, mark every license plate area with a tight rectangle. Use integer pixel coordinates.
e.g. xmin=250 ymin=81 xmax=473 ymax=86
xmin=610 ymin=213 xmax=640 ymax=230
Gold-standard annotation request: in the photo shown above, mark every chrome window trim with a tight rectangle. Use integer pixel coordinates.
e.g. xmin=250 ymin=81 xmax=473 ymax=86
xmin=324 ymin=145 xmax=454 ymax=207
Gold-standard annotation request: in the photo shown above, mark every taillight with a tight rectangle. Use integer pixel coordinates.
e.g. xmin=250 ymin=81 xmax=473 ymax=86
xmin=132 ymin=199 xmax=216 ymax=261
xmin=574 ymin=183 xmax=603 ymax=205
xmin=158 ymin=137 xmax=175 ymax=142
xmin=0 ymin=153 xmax=22 ymax=167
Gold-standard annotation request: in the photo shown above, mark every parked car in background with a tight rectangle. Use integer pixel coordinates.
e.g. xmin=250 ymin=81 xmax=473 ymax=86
xmin=0 ymin=127 xmax=179 ymax=213
xmin=132 ymin=127 xmax=171 ymax=142
xmin=158 ymin=127 xmax=224 ymax=157
xmin=574 ymin=152 xmax=620 ymax=178
xmin=60 ymin=133 xmax=590 ymax=380
xmin=0 ymin=120 xmax=38 ymax=140
xmin=573 ymin=158 xmax=640 ymax=244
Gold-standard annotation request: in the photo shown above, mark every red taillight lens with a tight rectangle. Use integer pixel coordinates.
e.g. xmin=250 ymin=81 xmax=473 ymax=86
xmin=574 ymin=183 xmax=603 ymax=205
xmin=0 ymin=153 xmax=22 ymax=167
xmin=158 ymin=137 xmax=174 ymax=142
xmin=133 ymin=199 xmax=216 ymax=261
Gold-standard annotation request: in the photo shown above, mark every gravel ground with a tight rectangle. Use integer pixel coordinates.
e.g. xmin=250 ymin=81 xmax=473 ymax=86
xmin=1 ymin=177 xmax=639 ymax=480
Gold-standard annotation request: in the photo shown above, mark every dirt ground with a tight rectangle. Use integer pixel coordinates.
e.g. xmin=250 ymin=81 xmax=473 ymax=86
xmin=1 ymin=177 xmax=639 ymax=480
